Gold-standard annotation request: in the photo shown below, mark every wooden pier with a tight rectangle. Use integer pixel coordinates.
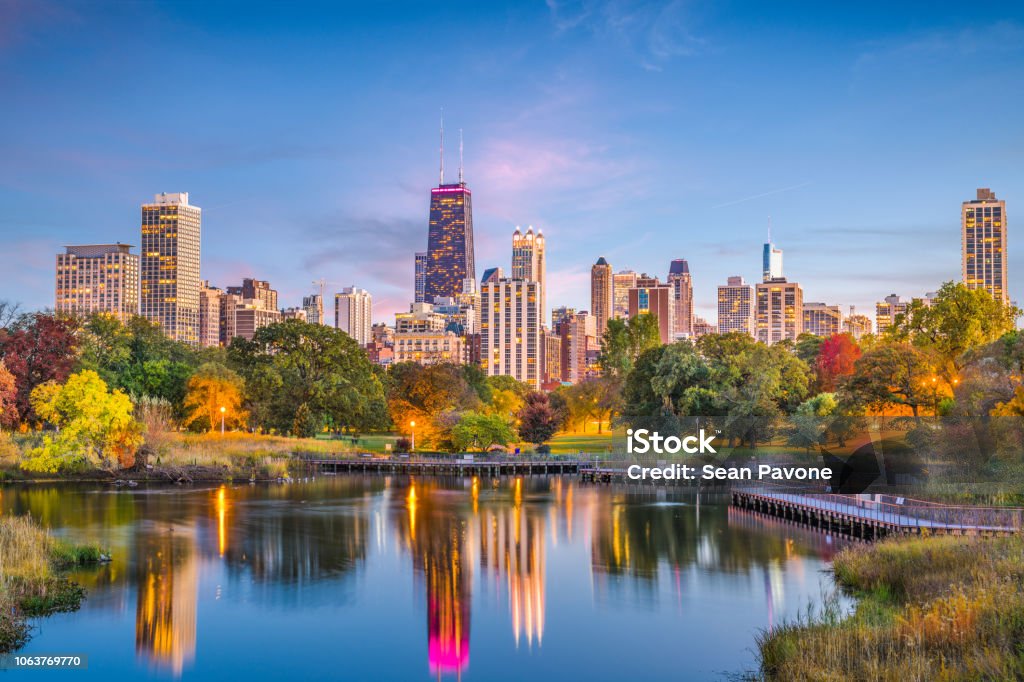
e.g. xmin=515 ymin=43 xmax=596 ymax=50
xmin=300 ymin=456 xmax=585 ymax=478
xmin=731 ymin=485 xmax=1024 ymax=539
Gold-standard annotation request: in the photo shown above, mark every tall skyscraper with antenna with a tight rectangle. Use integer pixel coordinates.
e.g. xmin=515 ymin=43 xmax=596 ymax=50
xmin=424 ymin=114 xmax=475 ymax=301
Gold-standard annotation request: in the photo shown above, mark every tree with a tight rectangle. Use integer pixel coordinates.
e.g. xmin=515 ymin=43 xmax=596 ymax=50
xmin=841 ymin=343 xmax=934 ymax=417
xmin=23 ymin=370 xmax=142 ymax=472
xmin=0 ymin=313 xmax=77 ymax=422
xmin=183 ymin=363 xmax=246 ymax=432
xmin=385 ymin=362 xmax=484 ymax=447
xmin=816 ymin=333 xmax=861 ymax=391
xmin=517 ymin=392 xmax=561 ymax=447
xmin=786 ymin=393 xmax=839 ymax=453
xmin=0 ymin=361 xmax=17 ymax=429
xmin=795 ymin=333 xmax=824 ymax=367
xmin=599 ymin=315 xmax=662 ymax=377
xmin=449 ymin=412 xmax=515 ymax=453
xmin=889 ymin=281 xmax=1019 ymax=377
xmin=486 ymin=375 xmax=530 ymax=422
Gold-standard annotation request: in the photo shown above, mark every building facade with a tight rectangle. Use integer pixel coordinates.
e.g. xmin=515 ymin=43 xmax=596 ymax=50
xmin=414 ymin=252 xmax=427 ymax=303
xmin=198 ymin=281 xmax=222 ymax=347
xmin=627 ymin=285 xmax=674 ymax=345
xmin=590 ymin=257 xmax=613 ymax=341
xmin=962 ymin=188 xmax=1008 ymax=302
xmin=140 ymin=192 xmax=201 ymax=344
xmin=335 ymin=287 xmax=373 ymax=346
xmin=802 ymin=302 xmax=843 ymax=337
xmin=393 ymin=331 xmax=465 ymax=365
xmin=875 ymin=294 xmax=908 ymax=336
xmin=425 ymin=183 xmax=475 ymax=301
xmin=511 ymin=226 xmax=546 ymax=324
xmin=612 ymin=270 xmax=637 ymax=320
xmin=755 ymin=278 xmax=803 ymax=344
xmin=763 ymin=241 xmax=783 ymax=281
xmin=554 ymin=311 xmax=595 ymax=384
xmin=667 ymin=259 xmax=693 ymax=338
xmin=844 ymin=313 xmax=872 ymax=340
xmin=717 ymin=275 xmax=755 ymax=336
xmin=302 ymin=293 xmax=324 ymax=325
xmin=480 ymin=278 xmax=541 ymax=388
xmin=55 ymin=243 xmax=139 ymax=322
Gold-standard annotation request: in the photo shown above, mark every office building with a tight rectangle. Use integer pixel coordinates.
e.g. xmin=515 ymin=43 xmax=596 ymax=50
xmin=667 ymin=259 xmax=693 ymax=338
xmin=281 ymin=307 xmax=307 ymax=322
xmin=875 ymin=294 xmax=909 ymax=336
xmin=140 ymin=192 xmax=201 ymax=344
xmin=755 ymin=278 xmax=803 ymax=344
xmin=424 ymin=126 xmax=475 ymax=300
xmin=717 ymin=276 xmax=755 ymax=337
xmin=414 ymin=252 xmax=428 ymax=303
xmin=554 ymin=311 xmax=595 ymax=384
xmin=226 ymin=279 xmax=277 ymax=312
xmin=591 ymin=257 xmax=613 ymax=341
xmin=55 ymin=243 xmax=139 ymax=322
xmin=802 ymin=302 xmax=843 ymax=337
xmin=480 ymin=278 xmax=541 ymax=388
xmin=628 ymin=284 xmax=674 ymax=344
xmin=542 ymin=331 xmax=562 ymax=385
xmin=335 ymin=287 xmax=373 ymax=346
xmin=763 ymin=239 xmax=783 ymax=282
xmin=218 ymin=278 xmax=281 ymax=343
xmin=396 ymin=302 xmax=448 ymax=334
xmin=612 ymin=270 xmax=637 ymax=320
xmin=393 ymin=331 xmax=465 ymax=366
xmin=962 ymin=188 xmax=1008 ymax=302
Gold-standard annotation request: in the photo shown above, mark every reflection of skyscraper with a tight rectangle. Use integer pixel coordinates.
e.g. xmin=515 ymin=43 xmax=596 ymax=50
xmin=135 ymin=532 xmax=197 ymax=677
xmin=425 ymin=122 xmax=475 ymax=301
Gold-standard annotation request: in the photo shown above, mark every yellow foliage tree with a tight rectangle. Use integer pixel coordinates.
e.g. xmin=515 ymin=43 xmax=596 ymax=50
xmin=183 ymin=363 xmax=246 ymax=433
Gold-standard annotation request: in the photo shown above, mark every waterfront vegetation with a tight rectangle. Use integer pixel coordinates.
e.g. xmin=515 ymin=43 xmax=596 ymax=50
xmin=758 ymin=535 xmax=1024 ymax=680
xmin=0 ymin=515 xmax=105 ymax=651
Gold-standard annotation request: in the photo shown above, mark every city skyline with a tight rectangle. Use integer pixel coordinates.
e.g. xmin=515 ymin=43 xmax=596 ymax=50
xmin=2 ymin=2 xmax=1023 ymax=323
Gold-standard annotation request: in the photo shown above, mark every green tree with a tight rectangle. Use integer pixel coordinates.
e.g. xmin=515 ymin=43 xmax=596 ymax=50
xmin=599 ymin=315 xmax=662 ymax=377
xmin=449 ymin=412 xmax=515 ymax=453
xmin=889 ymin=281 xmax=1019 ymax=377
xmin=485 ymin=375 xmax=530 ymax=422
xmin=24 ymin=370 xmax=143 ymax=472
xmin=841 ymin=343 xmax=934 ymax=417
xmin=794 ymin=333 xmax=824 ymax=368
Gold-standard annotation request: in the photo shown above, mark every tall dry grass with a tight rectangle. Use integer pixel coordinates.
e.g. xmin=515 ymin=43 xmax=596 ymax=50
xmin=758 ymin=535 xmax=1024 ymax=681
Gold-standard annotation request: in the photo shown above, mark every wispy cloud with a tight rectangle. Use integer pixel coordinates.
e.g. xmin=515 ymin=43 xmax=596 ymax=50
xmin=710 ymin=181 xmax=811 ymax=209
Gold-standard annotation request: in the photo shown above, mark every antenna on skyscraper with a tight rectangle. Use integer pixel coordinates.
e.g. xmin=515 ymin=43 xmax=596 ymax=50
xmin=767 ymin=215 xmax=772 ymax=244
xmin=439 ymin=108 xmax=445 ymax=185
xmin=458 ymin=128 xmax=464 ymax=184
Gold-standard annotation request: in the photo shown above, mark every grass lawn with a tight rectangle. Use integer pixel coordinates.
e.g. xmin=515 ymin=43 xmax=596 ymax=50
xmin=547 ymin=432 xmax=615 ymax=455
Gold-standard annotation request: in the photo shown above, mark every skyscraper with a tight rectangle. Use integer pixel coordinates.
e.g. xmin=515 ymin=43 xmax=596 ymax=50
xmin=414 ymin=252 xmax=427 ymax=303
xmin=844 ymin=310 xmax=872 ymax=340
xmin=511 ymin=226 xmax=546 ymax=323
xmin=590 ymin=257 xmax=613 ymax=341
xmin=667 ymin=259 xmax=693 ymax=338
xmin=55 ymin=243 xmax=139 ymax=322
xmin=755 ymin=278 xmax=803 ymax=344
xmin=302 ymin=293 xmax=324 ymax=325
xmin=717 ymin=275 xmax=755 ymax=336
xmin=198 ymin=281 xmax=222 ymax=347
xmin=554 ymin=310 xmax=595 ymax=384
xmin=612 ymin=270 xmax=637 ymax=320
xmin=424 ymin=122 xmax=475 ymax=301
xmin=962 ymin=188 xmax=1008 ymax=302
xmin=480 ymin=278 xmax=541 ymax=388
xmin=762 ymin=224 xmax=783 ymax=282
xmin=140 ymin=192 xmax=201 ymax=344
xmin=875 ymin=294 xmax=908 ymax=335
xmin=335 ymin=287 xmax=373 ymax=346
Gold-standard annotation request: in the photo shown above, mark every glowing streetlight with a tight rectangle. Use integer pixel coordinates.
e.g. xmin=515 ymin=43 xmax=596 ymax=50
xmin=410 ymin=420 xmax=416 ymax=452
xmin=220 ymin=406 xmax=226 ymax=435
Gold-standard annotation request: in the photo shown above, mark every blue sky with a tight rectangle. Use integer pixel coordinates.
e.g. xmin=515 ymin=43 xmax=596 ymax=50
xmin=2 ymin=0 xmax=1023 ymax=325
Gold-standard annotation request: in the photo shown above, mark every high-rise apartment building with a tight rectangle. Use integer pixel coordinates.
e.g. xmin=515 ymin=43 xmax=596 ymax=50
xmin=755 ymin=278 xmax=803 ymax=344
xmin=542 ymin=331 xmax=562 ymax=385
xmin=844 ymin=311 xmax=873 ymax=340
xmin=414 ymin=252 xmax=427 ymax=303
xmin=335 ymin=287 xmax=373 ymax=346
xmin=554 ymin=311 xmax=595 ymax=384
xmin=962 ymin=188 xmax=1008 ymax=302
xmin=226 ymin=279 xmax=277 ymax=312
xmin=628 ymin=284 xmax=674 ymax=344
xmin=198 ymin=281 xmax=222 ymax=347
xmin=281 ymin=308 xmax=307 ymax=322
xmin=802 ymin=302 xmax=843 ymax=337
xmin=218 ymin=278 xmax=281 ymax=343
xmin=480 ymin=278 xmax=541 ymax=388
xmin=875 ymin=294 xmax=909 ymax=336
xmin=302 ymin=293 xmax=324 ymax=325
xmin=667 ymin=259 xmax=693 ymax=338
xmin=590 ymin=257 xmax=613 ymax=341
xmin=55 ymin=243 xmax=139 ymax=322
xmin=140 ymin=192 xmax=201 ymax=344
xmin=612 ymin=270 xmax=637 ymax=320
xmin=396 ymin=302 xmax=448 ymax=334
xmin=717 ymin=276 xmax=755 ymax=337
xmin=512 ymin=226 xmax=546 ymax=323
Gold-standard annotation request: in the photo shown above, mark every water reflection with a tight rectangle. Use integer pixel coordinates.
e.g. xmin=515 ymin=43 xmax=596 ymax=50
xmin=1 ymin=477 xmax=847 ymax=680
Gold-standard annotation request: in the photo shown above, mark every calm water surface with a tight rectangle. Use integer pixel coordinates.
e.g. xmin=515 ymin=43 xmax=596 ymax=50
xmin=3 ymin=477 xmax=847 ymax=680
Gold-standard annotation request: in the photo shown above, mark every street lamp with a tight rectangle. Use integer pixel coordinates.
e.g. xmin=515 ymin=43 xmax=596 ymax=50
xmin=220 ymin=406 xmax=226 ymax=435
xmin=410 ymin=420 xmax=416 ymax=453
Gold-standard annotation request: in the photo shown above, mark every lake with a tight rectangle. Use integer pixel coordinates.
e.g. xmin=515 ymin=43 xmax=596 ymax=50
xmin=3 ymin=476 xmax=847 ymax=680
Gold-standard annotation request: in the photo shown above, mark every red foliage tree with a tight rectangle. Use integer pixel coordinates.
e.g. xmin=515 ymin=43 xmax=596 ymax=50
xmin=816 ymin=333 xmax=861 ymax=391
xmin=0 ymin=313 xmax=78 ymax=422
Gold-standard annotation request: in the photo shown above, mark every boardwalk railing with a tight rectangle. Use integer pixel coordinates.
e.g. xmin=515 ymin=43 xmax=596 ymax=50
xmin=735 ymin=482 xmax=1024 ymax=533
